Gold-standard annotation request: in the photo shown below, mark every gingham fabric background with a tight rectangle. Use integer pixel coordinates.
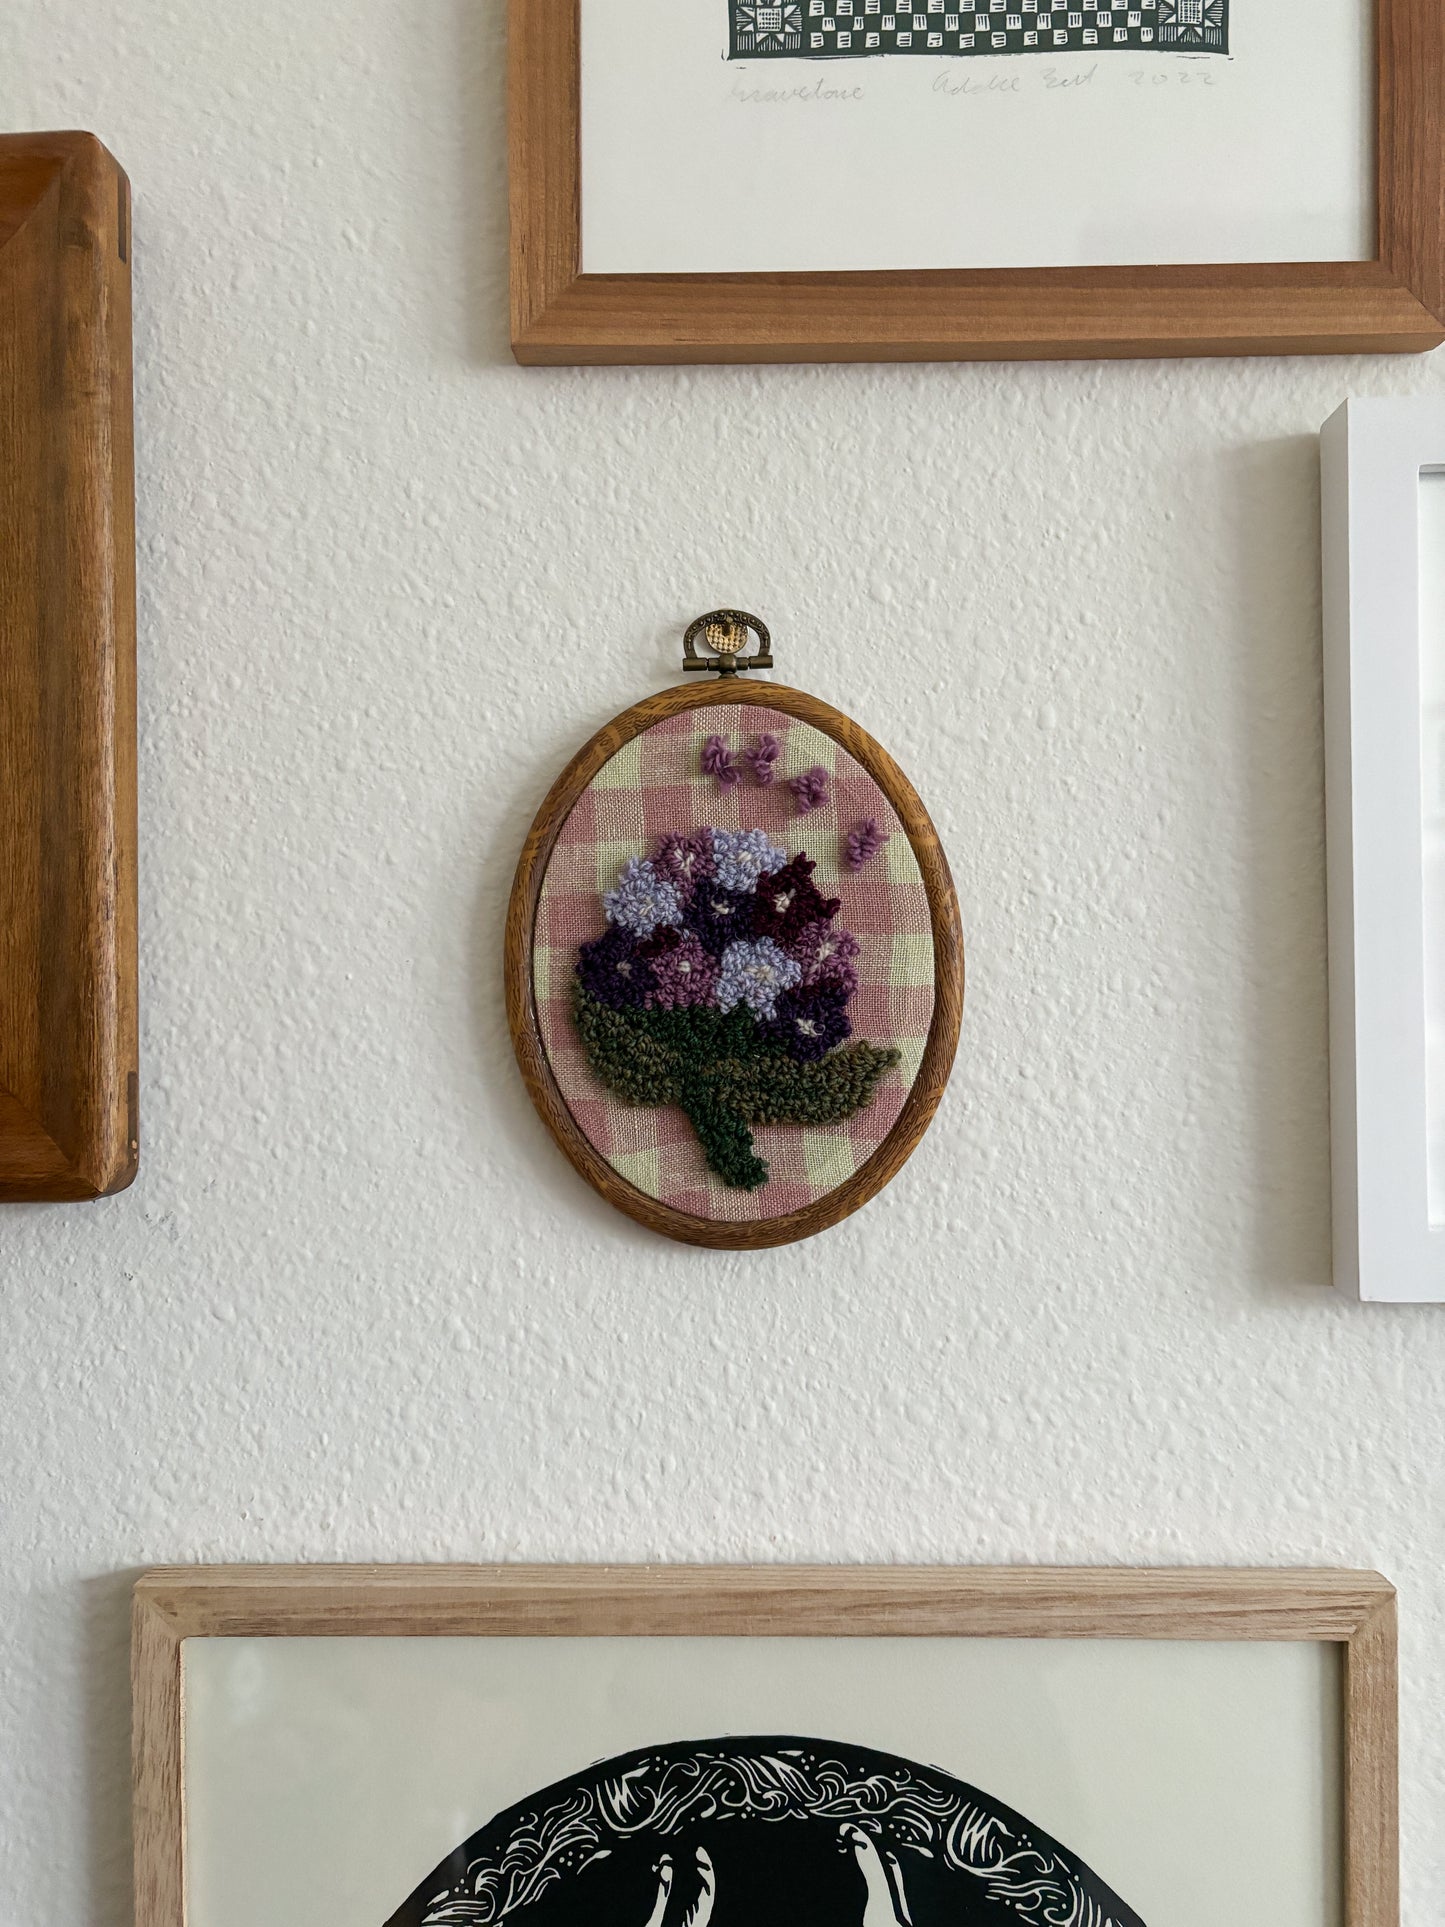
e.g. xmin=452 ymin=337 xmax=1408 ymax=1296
xmin=534 ymin=703 xmax=937 ymax=1223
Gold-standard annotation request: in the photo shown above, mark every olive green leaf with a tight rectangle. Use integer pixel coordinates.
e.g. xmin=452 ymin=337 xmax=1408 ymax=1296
xmin=572 ymin=986 xmax=900 ymax=1192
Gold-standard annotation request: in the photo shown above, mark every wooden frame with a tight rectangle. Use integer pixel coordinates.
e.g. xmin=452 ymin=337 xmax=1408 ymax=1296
xmin=509 ymin=0 xmax=1445 ymax=365
xmin=504 ymin=679 xmax=965 ymax=1249
xmin=133 ymin=1563 xmax=1399 ymax=1927
xmin=0 ymin=131 xmax=138 ymax=1198
xmin=1322 ymin=396 xmax=1445 ymax=1301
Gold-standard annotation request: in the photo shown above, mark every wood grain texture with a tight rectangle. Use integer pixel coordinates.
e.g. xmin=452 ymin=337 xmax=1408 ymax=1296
xmin=508 ymin=0 xmax=1445 ymax=365
xmin=0 ymin=131 xmax=137 ymax=1199
xmin=507 ymin=0 xmax=578 ymax=344
xmin=503 ymin=680 xmax=965 ymax=1248
xmin=131 ymin=1564 xmax=1399 ymax=1927
xmin=135 ymin=1561 xmax=1393 ymax=1641
xmin=1379 ymin=0 xmax=1445 ymax=325
xmin=1345 ymin=1597 xmax=1401 ymax=1927
xmin=132 ymin=1595 xmax=185 ymax=1927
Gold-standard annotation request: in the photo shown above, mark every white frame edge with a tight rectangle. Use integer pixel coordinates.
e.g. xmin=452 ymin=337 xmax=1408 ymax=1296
xmin=1322 ymin=396 xmax=1445 ymax=1302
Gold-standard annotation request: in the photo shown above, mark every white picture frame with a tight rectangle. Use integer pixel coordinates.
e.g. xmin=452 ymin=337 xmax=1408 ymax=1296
xmin=1321 ymin=396 xmax=1445 ymax=1301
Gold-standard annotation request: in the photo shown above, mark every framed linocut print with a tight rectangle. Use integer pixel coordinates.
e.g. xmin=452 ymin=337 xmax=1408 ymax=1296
xmin=132 ymin=1566 xmax=1399 ymax=1927
xmin=505 ymin=654 xmax=963 ymax=1248
xmin=508 ymin=0 xmax=1445 ymax=362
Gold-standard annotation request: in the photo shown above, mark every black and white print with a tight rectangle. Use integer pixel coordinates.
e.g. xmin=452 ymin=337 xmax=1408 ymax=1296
xmin=730 ymin=0 xmax=1229 ymax=59
xmin=385 ymin=1735 xmax=1147 ymax=1927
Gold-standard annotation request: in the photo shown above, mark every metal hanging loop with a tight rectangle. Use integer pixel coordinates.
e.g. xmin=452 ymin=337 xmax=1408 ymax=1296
xmin=682 ymin=609 xmax=773 ymax=677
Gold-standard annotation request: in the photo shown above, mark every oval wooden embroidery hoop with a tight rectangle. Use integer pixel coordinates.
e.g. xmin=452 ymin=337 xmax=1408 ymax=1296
xmin=505 ymin=681 xmax=965 ymax=1249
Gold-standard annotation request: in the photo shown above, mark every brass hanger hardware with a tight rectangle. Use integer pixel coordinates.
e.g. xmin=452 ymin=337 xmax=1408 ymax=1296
xmin=683 ymin=609 xmax=773 ymax=677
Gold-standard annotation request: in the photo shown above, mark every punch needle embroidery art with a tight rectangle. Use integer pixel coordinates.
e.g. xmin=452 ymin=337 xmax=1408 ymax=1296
xmin=385 ymin=1735 xmax=1148 ymax=1927
xmin=730 ymin=0 xmax=1230 ymax=60
xmin=575 ymin=829 xmax=899 ymax=1193
xmin=506 ymin=613 xmax=963 ymax=1247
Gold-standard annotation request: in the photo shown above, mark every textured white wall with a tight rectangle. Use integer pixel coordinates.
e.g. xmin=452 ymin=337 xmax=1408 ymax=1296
xmin=5 ymin=3 xmax=1445 ymax=1921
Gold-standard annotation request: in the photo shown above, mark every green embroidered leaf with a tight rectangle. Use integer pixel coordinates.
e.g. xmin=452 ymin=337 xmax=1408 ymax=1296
xmin=572 ymin=986 xmax=902 ymax=1193
xmin=714 ymin=1039 xmax=902 ymax=1129
xmin=571 ymin=987 xmax=684 ymax=1107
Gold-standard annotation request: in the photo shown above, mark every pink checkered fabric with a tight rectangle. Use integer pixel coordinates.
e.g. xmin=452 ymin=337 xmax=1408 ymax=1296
xmin=533 ymin=703 xmax=936 ymax=1223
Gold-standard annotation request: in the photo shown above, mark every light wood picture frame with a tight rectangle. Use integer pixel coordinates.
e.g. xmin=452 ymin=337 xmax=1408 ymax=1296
xmin=133 ymin=1564 xmax=1399 ymax=1927
xmin=0 ymin=130 xmax=138 ymax=1199
xmin=508 ymin=0 xmax=1445 ymax=367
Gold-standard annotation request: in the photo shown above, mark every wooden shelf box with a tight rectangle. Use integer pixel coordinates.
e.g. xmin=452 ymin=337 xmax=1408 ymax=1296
xmin=0 ymin=132 xmax=137 ymax=1199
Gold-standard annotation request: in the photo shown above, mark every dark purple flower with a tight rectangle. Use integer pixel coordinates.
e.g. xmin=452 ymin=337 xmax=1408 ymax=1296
xmin=701 ymin=733 xmax=741 ymax=788
xmin=576 ymin=927 xmax=653 ymax=1010
xmin=790 ymin=765 xmax=830 ymax=815
xmin=638 ymin=924 xmax=682 ymax=958
xmin=653 ymin=831 xmax=715 ymax=903
xmin=794 ymin=918 xmax=861 ymax=995
xmin=844 ymin=817 xmax=890 ymax=870
xmin=688 ymin=883 xmax=755 ymax=958
xmin=745 ymin=733 xmax=780 ymax=786
xmin=762 ymin=983 xmax=852 ymax=1061
xmin=749 ymin=853 xmax=841 ymax=945
xmin=639 ymin=926 xmax=719 ymax=1009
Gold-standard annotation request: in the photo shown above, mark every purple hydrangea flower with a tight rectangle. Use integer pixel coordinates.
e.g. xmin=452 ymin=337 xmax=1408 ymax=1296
xmin=689 ymin=884 xmax=755 ymax=958
xmin=711 ymin=828 xmax=787 ymax=895
xmin=794 ymin=918 xmax=861 ymax=995
xmin=715 ymin=937 xmax=802 ymax=1020
xmin=643 ymin=928 xmax=718 ymax=1009
xmin=576 ymin=927 xmax=653 ymax=1010
xmin=750 ymin=853 xmax=842 ymax=945
xmin=763 ymin=982 xmax=852 ymax=1062
xmin=653 ymin=830 xmax=715 ymax=902
xmin=572 ymin=825 xmax=899 ymax=1194
xmin=603 ymin=857 xmax=684 ymax=937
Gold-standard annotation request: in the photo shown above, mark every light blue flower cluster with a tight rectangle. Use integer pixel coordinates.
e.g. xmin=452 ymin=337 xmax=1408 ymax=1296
xmin=603 ymin=857 xmax=683 ymax=937
xmin=715 ymin=936 xmax=802 ymax=1019
xmin=711 ymin=828 xmax=788 ymax=895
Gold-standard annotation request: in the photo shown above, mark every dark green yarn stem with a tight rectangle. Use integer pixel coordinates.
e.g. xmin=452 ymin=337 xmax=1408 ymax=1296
xmin=678 ymin=1085 xmax=769 ymax=1192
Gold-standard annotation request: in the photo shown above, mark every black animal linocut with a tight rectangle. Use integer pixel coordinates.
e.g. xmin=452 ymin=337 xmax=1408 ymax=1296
xmin=385 ymin=1735 xmax=1148 ymax=1927
xmin=730 ymin=1 xmax=1228 ymax=59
